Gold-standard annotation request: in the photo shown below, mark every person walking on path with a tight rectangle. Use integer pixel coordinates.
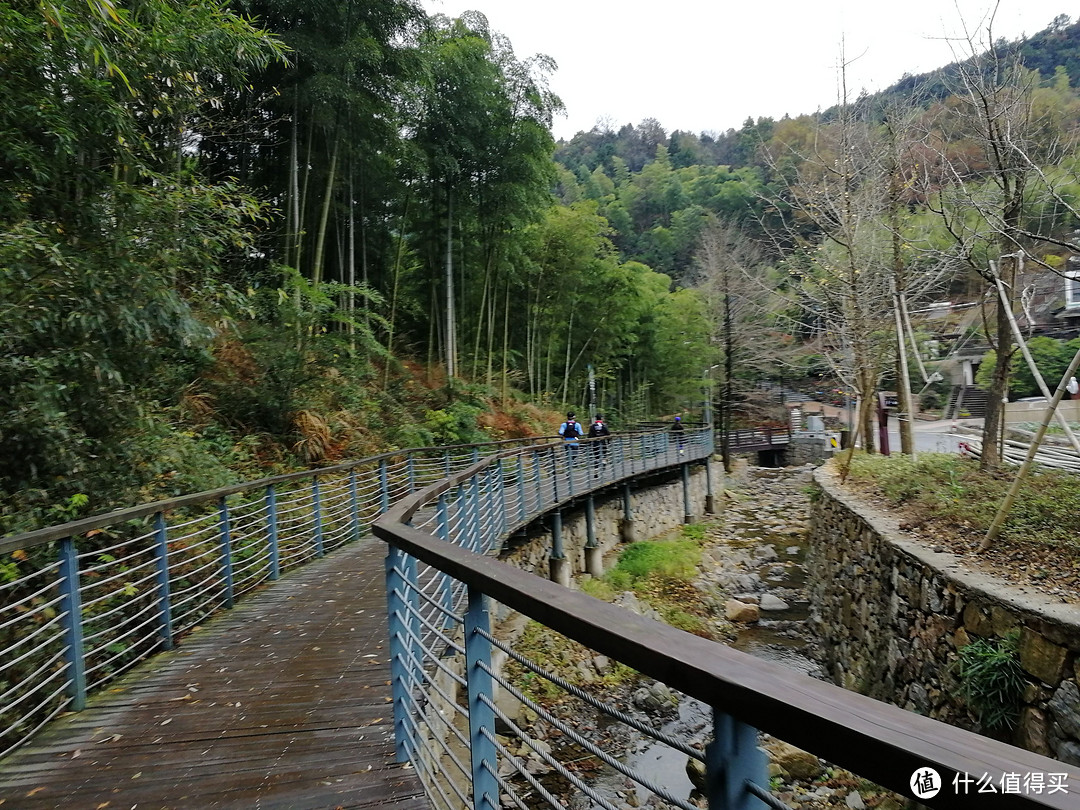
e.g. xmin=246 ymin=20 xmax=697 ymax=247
xmin=671 ymin=415 xmax=685 ymax=454
xmin=588 ymin=413 xmax=611 ymax=471
xmin=559 ymin=411 xmax=582 ymax=465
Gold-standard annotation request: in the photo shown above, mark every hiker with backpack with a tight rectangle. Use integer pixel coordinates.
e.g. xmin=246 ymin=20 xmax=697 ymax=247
xmin=588 ymin=413 xmax=611 ymax=471
xmin=559 ymin=411 xmax=582 ymax=466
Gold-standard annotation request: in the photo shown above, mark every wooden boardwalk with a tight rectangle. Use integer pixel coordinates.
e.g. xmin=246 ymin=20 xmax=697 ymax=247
xmin=0 ymin=538 xmax=428 ymax=809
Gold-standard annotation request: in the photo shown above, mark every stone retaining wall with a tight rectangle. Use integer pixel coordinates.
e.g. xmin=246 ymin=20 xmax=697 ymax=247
xmin=808 ymin=464 xmax=1080 ymax=764
xmin=501 ymin=461 xmax=712 ymax=576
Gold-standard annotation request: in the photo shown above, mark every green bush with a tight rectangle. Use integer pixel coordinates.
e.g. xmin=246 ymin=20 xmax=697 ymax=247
xmin=919 ymin=389 xmax=942 ymax=411
xmin=953 ymin=631 xmax=1025 ymax=731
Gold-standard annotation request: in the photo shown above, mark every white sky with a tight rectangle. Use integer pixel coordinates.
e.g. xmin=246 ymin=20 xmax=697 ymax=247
xmin=420 ymin=1 xmax=1073 ymax=141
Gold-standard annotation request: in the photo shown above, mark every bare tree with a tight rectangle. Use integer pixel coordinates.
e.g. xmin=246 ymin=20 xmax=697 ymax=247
xmin=761 ymin=56 xmax=901 ymax=459
xmin=917 ymin=7 xmax=1080 ymax=466
xmin=694 ymin=217 xmax=791 ymax=471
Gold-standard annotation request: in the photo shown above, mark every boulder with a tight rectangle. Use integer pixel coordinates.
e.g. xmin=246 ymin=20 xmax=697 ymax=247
xmin=685 ymin=756 xmax=706 ymax=791
xmin=771 ymin=741 xmax=823 ymax=780
xmin=760 ymin=593 xmax=790 ymax=612
xmin=725 ymin=599 xmax=760 ymax=623
xmin=1048 ymin=681 xmax=1080 ymax=740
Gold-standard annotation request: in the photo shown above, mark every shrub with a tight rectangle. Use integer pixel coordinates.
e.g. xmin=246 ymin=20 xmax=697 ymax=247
xmin=953 ymin=631 xmax=1025 ymax=731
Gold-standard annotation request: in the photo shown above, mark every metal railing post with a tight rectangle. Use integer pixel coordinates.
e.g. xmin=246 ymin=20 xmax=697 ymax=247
xmin=437 ymin=494 xmax=455 ymax=628
xmin=469 ymin=474 xmax=482 ymax=552
xmin=495 ymin=459 xmax=507 ymax=539
xmin=349 ymin=468 xmax=361 ymax=542
xmin=218 ymin=497 xmax=234 ymax=609
xmin=57 ymin=537 xmax=86 ymax=711
xmin=706 ymin=711 xmax=768 ymax=810
xmin=532 ymin=450 xmax=542 ymax=514
xmin=266 ymin=485 xmax=280 ymax=581
xmin=567 ymin=444 xmax=575 ymax=499
xmin=444 ymin=450 xmax=452 ymax=477
xmin=385 ymin=546 xmax=415 ymax=763
xmin=407 ymin=454 xmax=416 ymax=493
xmin=682 ymin=463 xmax=693 ymax=524
xmin=464 ymin=587 xmax=499 ymax=810
xmin=152 ymin=511 xmax=175 ymax=649
xmin=483 ymin=466 xmax=497 ymax=548
xmin=379 ymin=460 xmax=390 ymax=514
xmin=516 ymin=455 xmax=527 ymax=525
xmin=312 ymin=475 xmax=324 ymax=558
xmin=550 ymin=448 xmax=559 ymax=503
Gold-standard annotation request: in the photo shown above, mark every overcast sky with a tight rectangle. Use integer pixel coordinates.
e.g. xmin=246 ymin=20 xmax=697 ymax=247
xmin=420 ymin=1 xmax=1072 ymax=141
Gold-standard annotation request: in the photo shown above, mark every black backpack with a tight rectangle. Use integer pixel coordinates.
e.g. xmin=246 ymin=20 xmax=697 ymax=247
xmin=563 ymin=420 xmax=578 ymax=439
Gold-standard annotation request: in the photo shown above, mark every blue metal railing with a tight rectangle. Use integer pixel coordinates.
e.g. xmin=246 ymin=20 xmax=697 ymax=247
xmin=373 ymin=431 xmax=1078 ymax=810
xmin=0 ymin=435 xmax=566 ymax=758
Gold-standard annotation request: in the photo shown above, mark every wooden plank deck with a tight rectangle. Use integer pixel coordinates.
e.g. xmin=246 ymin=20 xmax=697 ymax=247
xmin=0 ymin=538 xmax=429 ymax=810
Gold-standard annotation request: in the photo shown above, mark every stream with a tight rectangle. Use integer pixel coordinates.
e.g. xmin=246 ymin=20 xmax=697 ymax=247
xmin=587 ymin=464 xmax=823 ymax=809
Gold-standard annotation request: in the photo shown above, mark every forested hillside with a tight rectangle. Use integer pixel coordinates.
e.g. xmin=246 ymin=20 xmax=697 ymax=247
xmin=553 ymin=12 xmax=1080 ymax=466
xmin=6 ymin=0 xmax=1080 ymax=533
xmin=0 ymin=0 xmax=710 ymax=533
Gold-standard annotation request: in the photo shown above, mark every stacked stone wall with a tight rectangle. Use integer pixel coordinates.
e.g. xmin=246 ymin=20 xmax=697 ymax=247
xmin=809 ymin=464 xmax=1080 ymax=764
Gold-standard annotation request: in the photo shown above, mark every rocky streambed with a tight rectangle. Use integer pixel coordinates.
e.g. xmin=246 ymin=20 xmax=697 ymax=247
xmin=508 ymin=463 xmax=909 ymax=810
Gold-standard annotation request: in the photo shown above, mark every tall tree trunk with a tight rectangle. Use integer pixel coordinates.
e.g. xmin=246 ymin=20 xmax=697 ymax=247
xmin=347 ymin=167 xmax=356 ymax=349
xmin=501 ymin=280 xmax=511 ymax=402
xmin=982 ymin=258 xmax=1015 ymax=469
xmin=384 ymin=192 xmax=410 ymax=389
xmin=471 ymin=256 xmax=491 ymax=379
xmin=287 ymin=96 xmax=300 ymax=269
xmin=890 ymin=184 xmax=915 ymax=455
xmin=722 ymin=275 xmax=734 ymax=473
xmin=445 ymin=188 xmax=456 ymax=380
xmin=311 ymin=133 xmax=339 ymax=287
xmin=297 ymin=113 xmax=315 ymax=275
xmin=485 ymin=259 xmax=497 ymax=388
xmin=562 ymin=307 xmax=575 ymax=407
xmin=893 ymin=291 xmax=916 ymax=456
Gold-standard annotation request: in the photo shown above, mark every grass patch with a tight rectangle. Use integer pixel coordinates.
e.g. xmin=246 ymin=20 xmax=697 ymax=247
xmin=845 ymin=452 xmax=1080 ymax=550
xmin=681 ymin=523 xmax=706 ymax=541
xmin=506 ymin=533 xmax=717 ymax=703
xmin=611 ymin=538 xmax=702 ymax=583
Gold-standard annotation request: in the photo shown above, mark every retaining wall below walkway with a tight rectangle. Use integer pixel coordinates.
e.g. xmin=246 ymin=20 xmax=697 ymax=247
xmin=500 ymin=462 xmax=712 ymax=576
xmin=809 ymin=464 xmax=1080 ymax=765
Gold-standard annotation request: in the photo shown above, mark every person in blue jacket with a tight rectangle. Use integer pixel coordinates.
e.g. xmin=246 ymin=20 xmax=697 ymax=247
xmin=559 ymin=412 xmax=582 ymax=464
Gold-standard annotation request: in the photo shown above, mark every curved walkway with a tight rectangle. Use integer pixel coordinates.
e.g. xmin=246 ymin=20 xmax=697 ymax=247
xmin=0 ymin=538 xmax=426 ymax=809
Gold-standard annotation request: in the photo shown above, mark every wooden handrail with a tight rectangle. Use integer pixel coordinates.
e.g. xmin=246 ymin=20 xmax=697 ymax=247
xmin=374 ymin=450 xmax=1077 ymax=809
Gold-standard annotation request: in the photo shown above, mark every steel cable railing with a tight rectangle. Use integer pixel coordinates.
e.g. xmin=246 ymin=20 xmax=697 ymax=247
xmin=0 ymin=435 xmax=554 ymax=758
xmin=374 ymin=430 xmax=723 ymax=810
xmin=373 ymin=428 xmax=1079 ymax=810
